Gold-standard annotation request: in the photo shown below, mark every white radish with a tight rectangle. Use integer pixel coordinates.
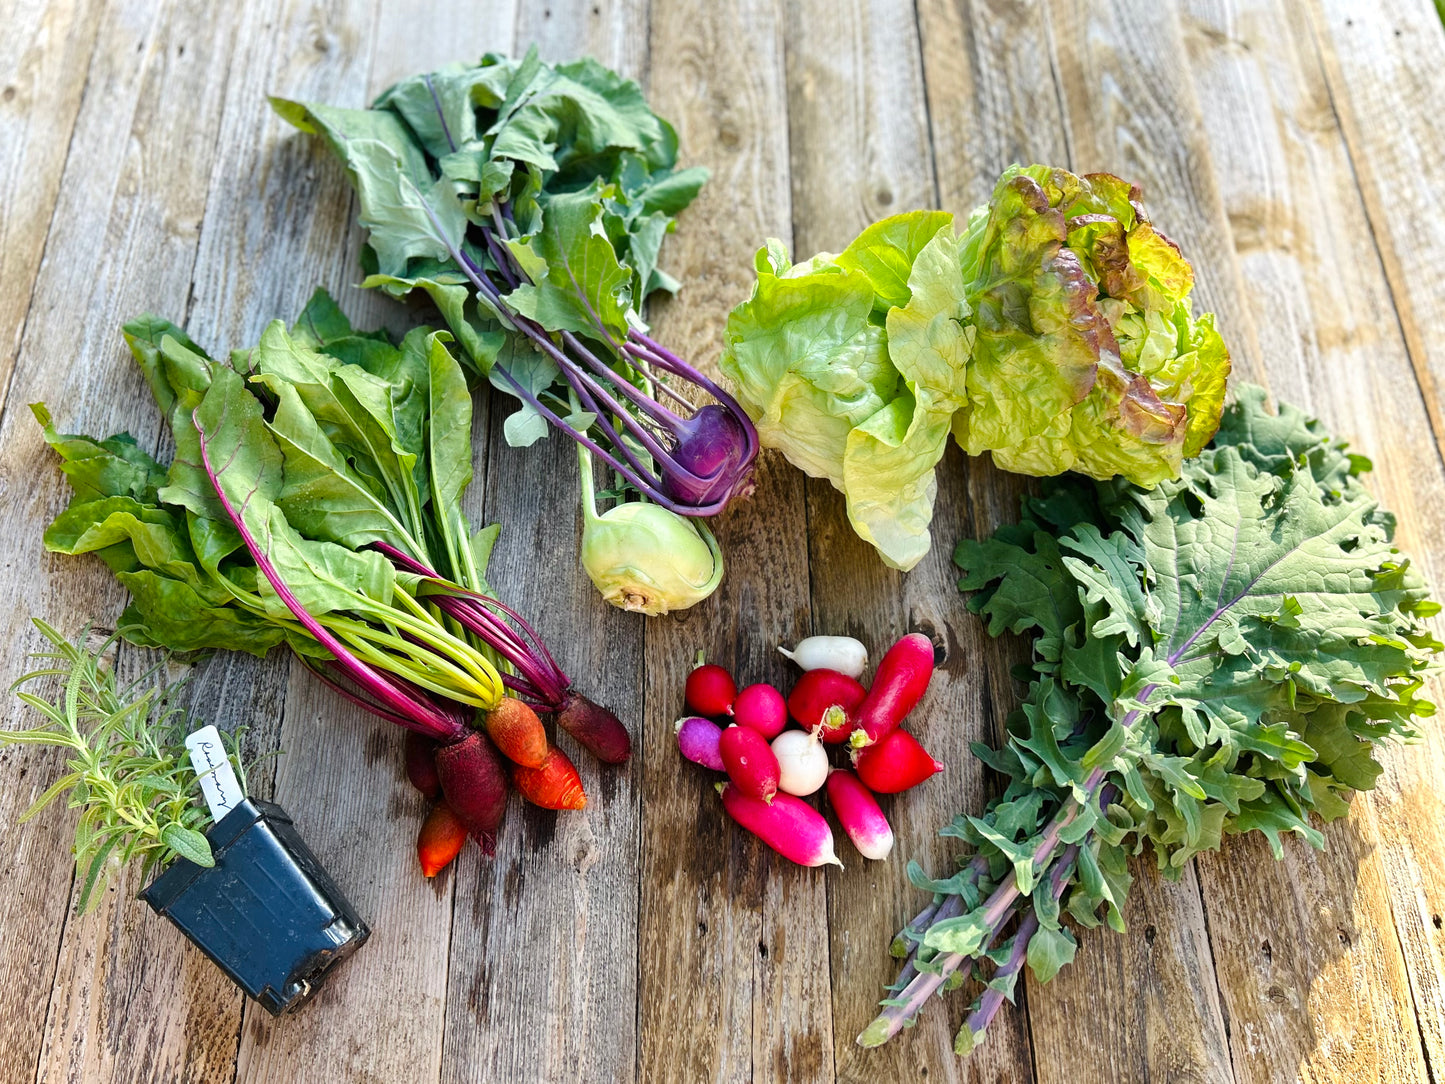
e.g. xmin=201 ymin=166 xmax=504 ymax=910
xmin=770 ymin=728 xmax=830 ymax=796
xmin=826 ymin=769 xmax=894 ymax=860
xmin=778 ymin=635 xmax=868 ymax=679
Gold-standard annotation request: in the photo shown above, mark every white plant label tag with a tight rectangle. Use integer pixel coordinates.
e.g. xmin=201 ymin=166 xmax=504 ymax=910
xmin=185 ymin=725 xmax=245 ymax=822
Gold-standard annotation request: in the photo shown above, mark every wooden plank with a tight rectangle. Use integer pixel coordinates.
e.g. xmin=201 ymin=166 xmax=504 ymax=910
xmin=203 ymin=3 xmax=504 ymax=1082
xmin=637 ymin=1 xmax=834 ymax=1080
xmin=0 ymin=3 xmax=247 ymax=1082
xmin=1307 ymin=0 xmax=1445 ymax=452
xmin=1182 ymin=1 xmax=1445 ymax=1077
xmin=433 ymin=6 xmax=649 ymax=1084
xmin=920 ymin=1 xmax=1244 ymax=1079
xmin=0 ymin=0 xmax=103 ymax=413
xmin=781 ymin=1 xmax=1036 ymax=1080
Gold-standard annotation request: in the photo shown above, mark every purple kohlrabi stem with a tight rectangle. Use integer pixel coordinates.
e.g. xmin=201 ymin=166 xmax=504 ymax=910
xmin=436 ymin=215 xmax=756 ymax=516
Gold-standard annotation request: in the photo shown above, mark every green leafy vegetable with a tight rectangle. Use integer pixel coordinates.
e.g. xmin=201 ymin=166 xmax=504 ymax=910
xmin=273 ymin=51 xmax=759 ymax=533
xmin=4 ymin=619 xmax=248 ymax=913
xmin=36 ymin=293 xmax=584 ymax=740
xmin=720 ymin=164 xmax=1231 ymax=571
xmin=860 ymin=386 xmax=1438 ymax=1055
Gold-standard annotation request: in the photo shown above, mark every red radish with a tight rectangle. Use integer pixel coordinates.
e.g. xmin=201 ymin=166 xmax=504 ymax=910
xmin=686 ymin=662 xmax=737 ymax=716
xmin=770 ymin=728 xmax=829 ymax=796
xmin=676 ymin=715 xmax=726 ymax=771
xmin=851 ymin=633 xmax=937 ymax=747
xmin=826 ymin=769 xmax=895 ymax=860
xmin=787 ymin=668 xmax=866 ymax=744
xmin=719 ymin=723 xmax=781 ymax=803
xmin=733 ymin=683 xmax=787 ymax=739
xmin=718 ymin=783 xmax=842 ymax=867
xmin=484 ymin=697 xmax=548 ymax=768
xmin=404 ymin=730 xmax=441 ymax=799
xmin=435 ymin=731 xmax=510 ymax=856
xmin=513 ymin=745 xmax=587 ymax=810
xmin=556 ymin=692 xmax=632 ymax=764
xmin=417 ymin=801 xmax=468 ymax=877
xmin=853 ymin=728 xmax=943 ymax=793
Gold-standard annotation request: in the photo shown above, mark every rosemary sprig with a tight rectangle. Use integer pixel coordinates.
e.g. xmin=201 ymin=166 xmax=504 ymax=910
xmin=4 ymin=618 xmax=246 ymax=913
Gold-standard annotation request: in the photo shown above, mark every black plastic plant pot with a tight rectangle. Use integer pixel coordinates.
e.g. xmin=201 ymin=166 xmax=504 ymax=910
xmin=142 ymin=798 xmax=369 ymax=1016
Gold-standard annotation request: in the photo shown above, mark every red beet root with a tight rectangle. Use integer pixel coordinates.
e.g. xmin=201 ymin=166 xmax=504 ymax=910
xmin=404 ymin=730 xmax=441 ymax=799
xmin=719 ymin=723 xmax=781 ymax=803
xmin=686 ymin=662 xmax=737 ymax=716
xmin=434 ymin=731 xmax=510 ymax=856
xmin=733 ymin=683 xmax=787 ymax=739
xmin=852 ymin=728 xmax=943 ymax=793
xmin=787 ymin=668 xmax=866 ymax=744
xmin=556 ymin=692 xmax=632 ymax=764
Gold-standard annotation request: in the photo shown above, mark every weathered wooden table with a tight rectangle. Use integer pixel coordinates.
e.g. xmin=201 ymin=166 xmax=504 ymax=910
xmin=3 ymin=1 xmax=1444 ymax=1081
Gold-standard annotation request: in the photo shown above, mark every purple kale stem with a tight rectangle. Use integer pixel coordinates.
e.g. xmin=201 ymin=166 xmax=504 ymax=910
xmin=960 ymin=842 xmax=1081 ymax=1047
xmin=193 ymin=414 xmax=468 ymax=743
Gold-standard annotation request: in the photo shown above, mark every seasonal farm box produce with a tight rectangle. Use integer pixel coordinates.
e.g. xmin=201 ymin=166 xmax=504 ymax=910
xmin=9 ymin=41 xmax=1438 ymax=1066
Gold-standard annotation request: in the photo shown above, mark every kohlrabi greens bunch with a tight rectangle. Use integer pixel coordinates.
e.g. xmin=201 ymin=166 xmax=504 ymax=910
xmin=720 ymin=164 xmax=1231 ymax=571
xmin=275 ymin=49 xmax=749 ymax=614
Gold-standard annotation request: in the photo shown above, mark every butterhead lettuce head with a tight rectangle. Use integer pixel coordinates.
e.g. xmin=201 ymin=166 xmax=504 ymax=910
xmin=720 ymin=164 xmax=1230 ymax=571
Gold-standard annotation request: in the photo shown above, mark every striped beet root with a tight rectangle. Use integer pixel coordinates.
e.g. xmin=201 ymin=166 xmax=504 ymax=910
xmin=435 ymin=731 xmax=510 ymax=856
xmin=556 ymin=692 xmax=632 ymax=764
xmin=404 ymin=730 xmax=441 ymax=799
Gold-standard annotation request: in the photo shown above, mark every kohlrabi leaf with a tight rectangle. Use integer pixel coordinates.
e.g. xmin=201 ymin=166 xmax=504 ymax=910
xmin=503 ymin=181 xmax=635 ymax=343
xmin=270 ymin=98 xmax=468 ymax=278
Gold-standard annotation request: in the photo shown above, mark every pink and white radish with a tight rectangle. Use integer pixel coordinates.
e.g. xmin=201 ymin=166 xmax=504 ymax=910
xmin=718 ymin=783 xmax=842 ymax=868
xmin=675 ymin=716 xmax=726 ymax=771
xmin=719 ymin=723 xmax=781 ymax=803
xmin=770 ymin=728 xmax=829 ymax=796
xmin=850 ymin=633 xmax=937 ymax=747
xmin=853 ymin=728 xmax=944 ymax=793
xmin=787 ymin=668 xmax=866 ymax=744
xmin=732 ymin=682 xmax=788 ymax=740
xmin=826 ymin=769 xmax=894 ymax=860
xmin=778 ymin=635 xmax=868 ymax=679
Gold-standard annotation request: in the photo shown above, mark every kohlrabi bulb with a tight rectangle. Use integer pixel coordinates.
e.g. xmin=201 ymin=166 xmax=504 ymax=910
xmin=578 ymin=445 xmax=724 ymax=615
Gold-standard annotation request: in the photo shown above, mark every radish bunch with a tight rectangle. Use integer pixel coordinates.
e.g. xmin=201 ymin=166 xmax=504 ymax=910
xmin=675 ymin=635 xmax=943 ymax=868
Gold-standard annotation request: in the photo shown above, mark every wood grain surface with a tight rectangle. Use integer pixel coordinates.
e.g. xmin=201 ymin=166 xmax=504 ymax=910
xmin=1 ymin=1 xmax=1443 ymax=1082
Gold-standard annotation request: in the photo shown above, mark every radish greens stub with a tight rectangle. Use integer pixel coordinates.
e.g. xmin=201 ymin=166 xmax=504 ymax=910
xmin=862 ymin=385 xmax=1440 ymax=1057
xmin=273 ymin=50 xmax=758 ymax=519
